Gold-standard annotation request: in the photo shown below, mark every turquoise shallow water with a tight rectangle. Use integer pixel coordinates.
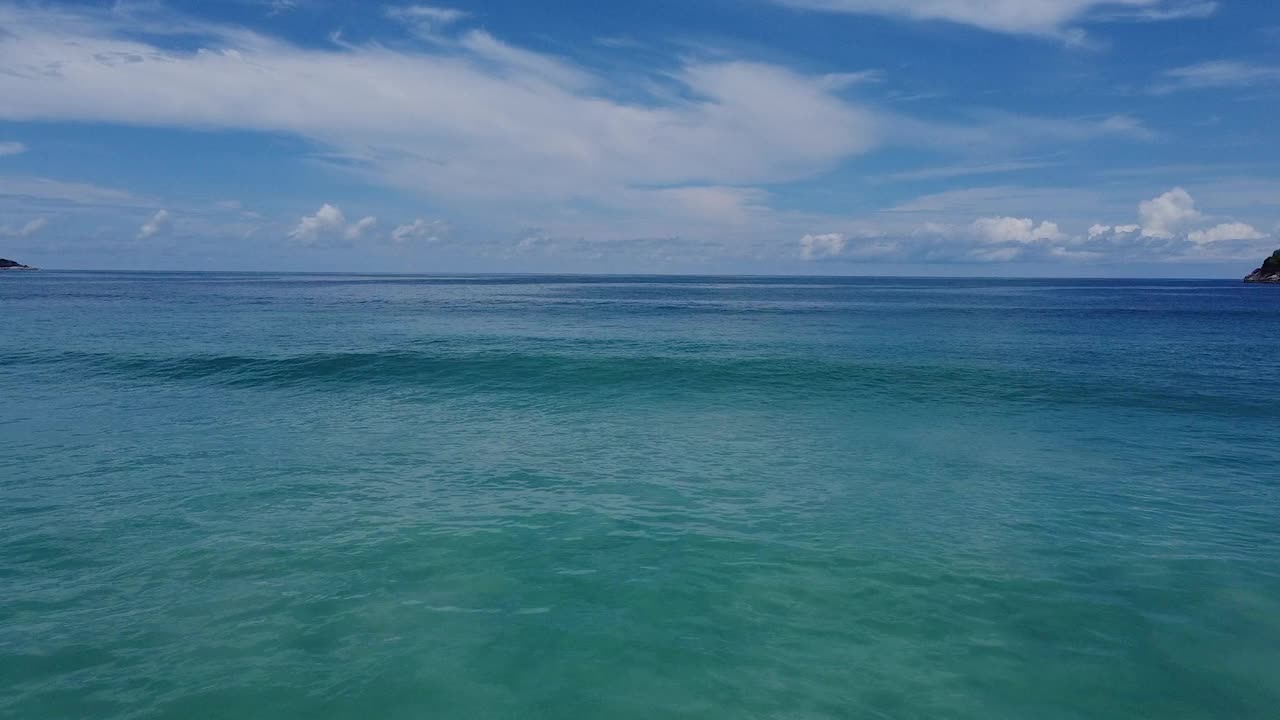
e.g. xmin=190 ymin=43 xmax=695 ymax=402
xmin=2 ymin=272 xmax=1279 ymax=719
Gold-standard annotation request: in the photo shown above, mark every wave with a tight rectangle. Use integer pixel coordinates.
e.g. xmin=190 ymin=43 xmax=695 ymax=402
xmin=2 ymin=348 xmax=1270 ymax=417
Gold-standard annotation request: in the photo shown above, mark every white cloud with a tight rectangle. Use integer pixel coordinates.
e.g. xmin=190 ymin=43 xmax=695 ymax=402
xmin=290 ymin=203 xmax=341 ymax=242
xmin=971 ymin=216 xmax=1064 ymax=244
xmin=817 ymin=70 xmax=885 ymax=89
xmin=1138 ymin=187 xmax=1200 ymax=238
xmin=0 ymin=216 xmax=47 ymax=237
xmin=0 ymin=175 xmax=147 ymax=207
xmin=1132 ymin=1 xmax=1217 ymax=21
xmin=769 ymin=0 xmax=1214 ymax=38
xmin=1153 ymin=61 xmax=1280 ymax=94
xmin=970 ymin=246 xmax=1024 ymax=262
xmin=887 ymin=111 xmax=1155 ymax=153
xmin=0 ymin=7 xmax=878 ymax=211
xmin=887 ymin=160 xmax=1055 ymax=182
xmin=1049 ymin=246 xmax=1104 ymax=260
xmin=799 ymin=218 xmax=1070 ymax=263
xmin=1097 ymin=115 xmax=1153 ymax=138
xmin=390 ymin=218 xmax=446 ymax=244
xmin=386 ymin=4 xmax=467 ymax=24
xmin=0 ymin=4 xmax=1254 ymax=271
xmin=0 ymin=4 xmax=1150 ymax=239
xmin=794 ymin=185 xmax=1274 ymax=266
xmin=386 ymin=4 xmax=469 ymax=40
xmin=265 ymin=0 xmax=301 ymax=16
xmin=1081 ymin=188 xmax=1272 ymax=260
xmin=888 ymin=185 xmax=1106 ymax=216
xmin=137 ymin=209 xmax=170 ymax=240
xmin=21 ymin=217 xmax=47 ymax=236
xmin=289 ymin=204 xmax=378 ymax=244
xmin=0 ymin=141 xmax=26 ymax=157
xmin=800 ymin=233 xmax=848 ymax=259
xmin=346 ymin=215 xmax=378 ymax=241
xmin=653 ymin=186 xmax=771 ymax=225
xmin=1188 ymin=222 xmax=1264 ymax=244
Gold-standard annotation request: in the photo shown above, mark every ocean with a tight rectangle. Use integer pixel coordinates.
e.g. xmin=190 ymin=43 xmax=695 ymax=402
xmin=2 ymin=271 xmax=1278 ymax=719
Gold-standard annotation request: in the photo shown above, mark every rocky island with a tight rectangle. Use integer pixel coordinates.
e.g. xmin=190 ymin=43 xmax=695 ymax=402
xmin=0 ymin=257 xmax=35 ymax=270
xmin=1244 ymin=250 xmax=1280 ymax=283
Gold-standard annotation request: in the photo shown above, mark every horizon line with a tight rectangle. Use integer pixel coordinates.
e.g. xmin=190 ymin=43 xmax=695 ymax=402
xmin=4 ymin=268 xmax=1256 ymax=282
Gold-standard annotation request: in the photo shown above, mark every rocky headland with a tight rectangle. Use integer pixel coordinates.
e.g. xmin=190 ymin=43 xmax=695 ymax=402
xmin=1243 ymin=250 xmax=1280 ymax=283
xmin=0 ymin=257 xmax=35 ymax=270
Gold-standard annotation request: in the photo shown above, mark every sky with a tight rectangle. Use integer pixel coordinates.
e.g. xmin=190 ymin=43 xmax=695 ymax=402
xmin=0 ymin=0 xmax=1278 ymax=276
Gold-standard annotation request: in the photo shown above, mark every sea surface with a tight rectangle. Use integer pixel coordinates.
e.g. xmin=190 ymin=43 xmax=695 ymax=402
xmin=2 ymin=271 xmax=1278 ymax=719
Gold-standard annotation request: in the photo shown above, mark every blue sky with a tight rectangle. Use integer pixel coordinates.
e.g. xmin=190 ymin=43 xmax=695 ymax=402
xmin=0 ymin=0 xmax=1277 ymax=275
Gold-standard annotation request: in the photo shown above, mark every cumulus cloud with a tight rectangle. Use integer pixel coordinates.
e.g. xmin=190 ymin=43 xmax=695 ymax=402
xmin=346 ymin=215 xmax=377 ymax=241
xmin=390 ymin=218 xmax=447 ymax=244
xmin=1188 ymin=222 xmax=1264 ymax=244
xmin=1089 ymin=223 xmax=1140 ymax=238
xmin=289 ymin=204 xmax=378 ymax=244
xmin=1137 ymin=187 xmax=1200 ymax=238
xmin=137 ymin=209 xmax=170 ymax=240
xmin=800 ymin=186 xmax=1271 ymax=265
xmin=1085 ymin=187 xmax=1271 ymax=260
xmin=289 ymin=204 xmax=345 ymax=242
xmin=0 ymin=141 xmax=26 ymax=157
xmin=799 ymin=218 xmax=1070 ymax=263
xmin=770 ymin=0 xmax=1215 ymax=38
xmin=0 ymin=216 xmax=47 ymax=238
xmin=971 ymin=216 xmax=1064 ymax=244
xmin=800 ymin=233 xmax=848 ymax=259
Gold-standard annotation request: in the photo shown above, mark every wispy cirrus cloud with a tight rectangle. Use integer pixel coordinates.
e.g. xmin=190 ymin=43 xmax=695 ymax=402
xmin=886 ymin=111 xmax=1155 ymax=154
xmin=1088 ymin=1 xmax=1217 ymax=22
xmin=385 ymin=4 xmax=469 ymax=40
xmin=885 ymin=160 xmax=1058 ymax=182
xmin=0 ymin=141 xmax=26 ymax=157
xmin=137 ymin=209 xmax=170 ymax=240
xmin=0 ymin=175 xmax=149 ymax=207
xmin=0 ymin=4 xmax=1155 ymax=221
xmin=0 ymin=2 xmax=1239 ymax=272
xmin=0 ymin=6 xmax=873 ymax=203
xmin=1151 ymin=60 xmax=1280 ymax=94
xmin=768 ymin=0 xmax=1216 ymax=39
xmin=0 ymin=216 xmax=46 ymax=238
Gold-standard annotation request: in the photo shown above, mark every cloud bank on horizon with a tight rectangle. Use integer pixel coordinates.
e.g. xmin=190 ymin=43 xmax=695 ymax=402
xmin=0 ymin=0 xmax=1276 ymax=275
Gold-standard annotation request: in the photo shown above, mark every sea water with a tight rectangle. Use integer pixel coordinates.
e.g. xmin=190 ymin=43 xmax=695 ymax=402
xmin=2 ymin=272 xmax=1278 ymax=719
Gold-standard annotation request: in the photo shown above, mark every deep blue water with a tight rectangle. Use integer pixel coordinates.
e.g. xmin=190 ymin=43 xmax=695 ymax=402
xmin=2 ymin=271 xmax=1279 ymax=719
